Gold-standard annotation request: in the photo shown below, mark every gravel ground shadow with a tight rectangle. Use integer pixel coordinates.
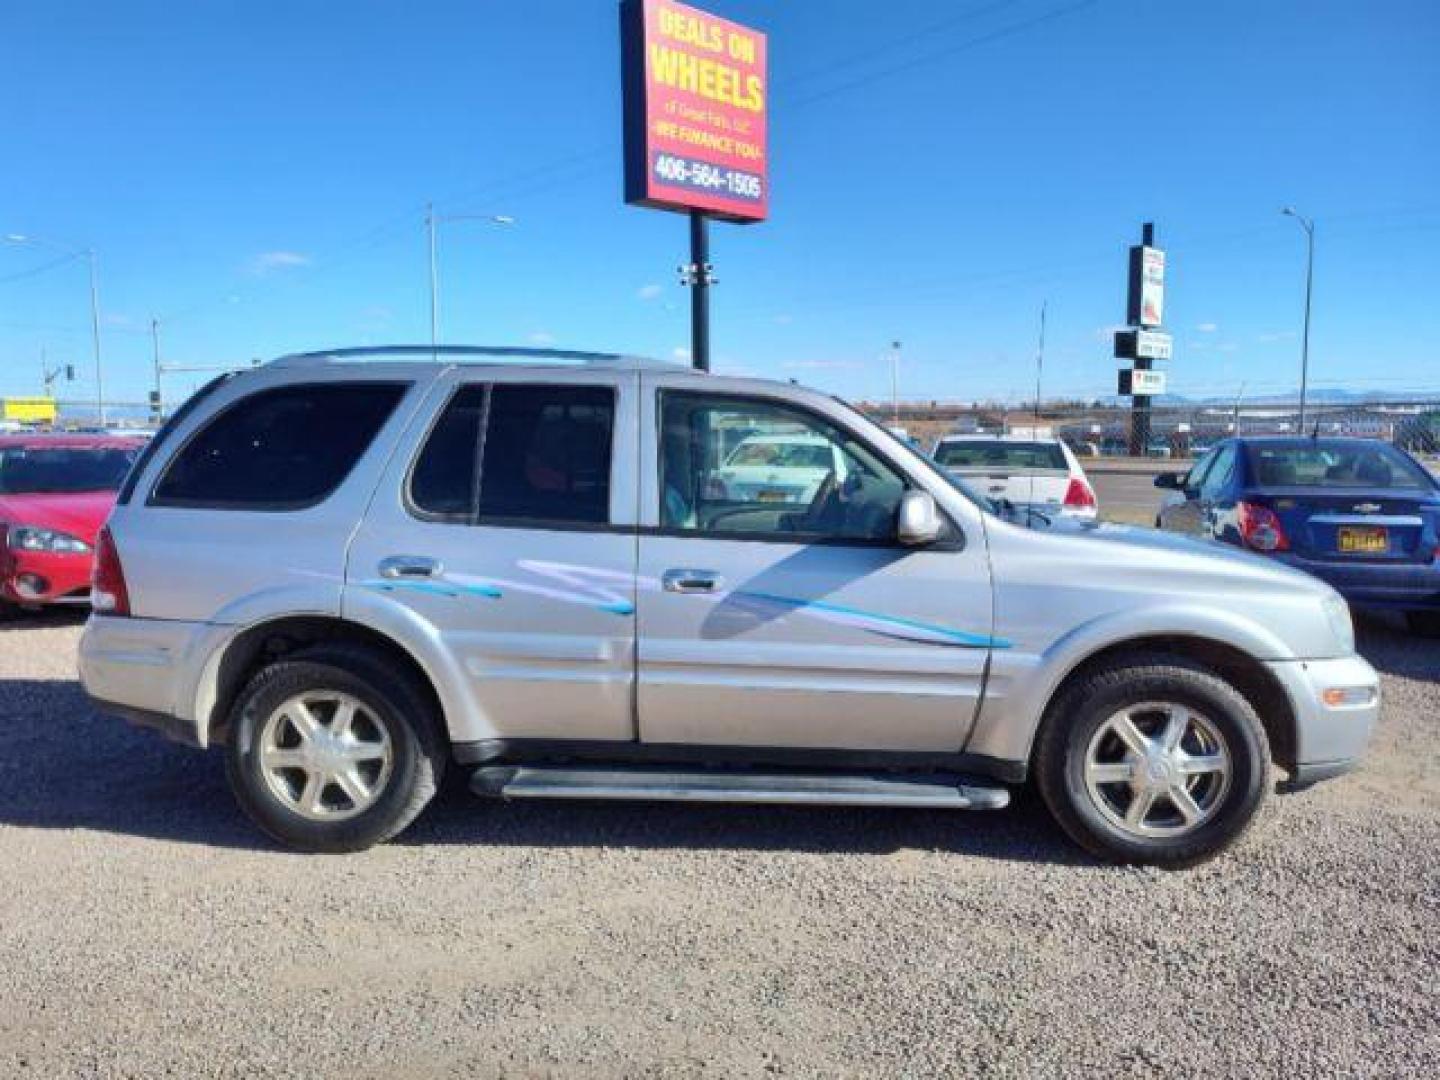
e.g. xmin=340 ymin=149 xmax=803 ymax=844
xmin=0 ymin=672 xmax=1080 ymax=864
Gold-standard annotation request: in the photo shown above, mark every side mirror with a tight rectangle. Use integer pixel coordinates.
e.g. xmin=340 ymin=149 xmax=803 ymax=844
xmin=897 ymin=489 xmax=943 ymax=546
xmin=1153 ymin=471 xmax=1184 ymax=490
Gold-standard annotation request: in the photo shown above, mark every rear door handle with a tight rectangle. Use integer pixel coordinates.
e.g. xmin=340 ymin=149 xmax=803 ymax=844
xmin=662 ymin=568 xmax=722 ymax=594
xmin=379 ymin=555 xmax=442 ymax=580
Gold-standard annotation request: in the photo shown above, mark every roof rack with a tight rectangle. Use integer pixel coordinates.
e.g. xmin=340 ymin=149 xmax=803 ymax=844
xmin=270 ymin=344 xmax=673 ymax=369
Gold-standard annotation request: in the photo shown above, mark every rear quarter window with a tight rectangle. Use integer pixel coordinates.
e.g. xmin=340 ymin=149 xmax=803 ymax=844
xmin=149 ymin=382 xmax=407 ymax=509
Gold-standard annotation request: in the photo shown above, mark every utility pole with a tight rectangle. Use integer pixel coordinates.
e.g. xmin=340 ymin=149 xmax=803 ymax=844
xmin=890 ymin=340 xmax=902 ymax=425
xmin=426 ymin=202 xmax=439 ymax=348
xmin=1033 ymin=302 xmax=1047 ymax=425
xmin=1281 ymin=208 xmax=1315 ymax=431
xmin=151 ymin=318 xmax=164 ymax=423
xmin=84 ymin=248 xmax=105 ymax=426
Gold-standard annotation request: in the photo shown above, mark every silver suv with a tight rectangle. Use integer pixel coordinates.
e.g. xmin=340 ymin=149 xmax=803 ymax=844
xmin=80 ymin=347 xmax=1379 ymax=866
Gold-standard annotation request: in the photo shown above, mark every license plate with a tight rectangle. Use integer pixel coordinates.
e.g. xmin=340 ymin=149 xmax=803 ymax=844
xmin=756 ymin=489 xmax=788 ymax=503
xmin=1338 ymin=526 xmax=1387 ymax=553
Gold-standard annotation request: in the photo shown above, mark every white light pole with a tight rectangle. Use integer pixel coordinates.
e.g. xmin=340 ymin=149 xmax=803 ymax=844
xmin=425 ymin=205 xmax=515 ymax=347
xmin=889 ymin=340 xmax=902 ymax=425
xmin=5 ymin=233 xmax=106 ymax=424
xmin=1281 ymin=208 xmax=1315 ymax=432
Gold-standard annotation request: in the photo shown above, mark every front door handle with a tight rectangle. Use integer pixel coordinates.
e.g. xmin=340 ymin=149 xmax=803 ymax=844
xmin=379 ymin=555 xmax=442 ymax=580
xmin=662 ymin=568 xmax=722 ymax=594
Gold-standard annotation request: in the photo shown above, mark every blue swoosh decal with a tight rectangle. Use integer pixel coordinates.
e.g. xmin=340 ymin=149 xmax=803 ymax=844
xmin=734 ymin=590 xmax=1011 ymax=649
xmin=360 ymin=578 xmax=501 ymax=600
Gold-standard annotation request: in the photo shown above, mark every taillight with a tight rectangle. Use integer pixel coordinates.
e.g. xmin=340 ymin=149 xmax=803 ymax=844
xmin=92 ymin=525 xmax=131 ymax=616
xmin=1063 ymin=477 xmax=1097 ymax=509
xmin=1238 ymin=501 xmax=1289 ymax=553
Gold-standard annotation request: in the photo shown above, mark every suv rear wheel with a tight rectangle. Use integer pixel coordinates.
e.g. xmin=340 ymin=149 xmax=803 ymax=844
xmin=1035 ymin=654 xmax=1271 ymax=868
xmin=225 ymin=644 xmax=445 ymax=852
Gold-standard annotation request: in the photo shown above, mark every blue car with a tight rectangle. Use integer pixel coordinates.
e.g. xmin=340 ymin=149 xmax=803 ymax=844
xmin=1154 ymin=436 xmax=1440 ymax=636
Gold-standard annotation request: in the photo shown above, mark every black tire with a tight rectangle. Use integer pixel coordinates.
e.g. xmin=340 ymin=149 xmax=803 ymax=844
xmin=1405 ymin=610 xmax=1440 ymax=638
xmin=1034 ymin=653 xmax=1271 ymax=868
xmin=224 ymin=643 xmax=445 ymax=853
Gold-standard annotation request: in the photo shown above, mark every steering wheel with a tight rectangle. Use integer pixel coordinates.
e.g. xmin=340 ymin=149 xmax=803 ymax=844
xmin=794 ymin=470 xmax=839 ymax=531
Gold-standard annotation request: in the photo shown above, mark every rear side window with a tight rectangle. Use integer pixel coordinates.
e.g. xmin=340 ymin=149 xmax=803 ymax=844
xmin=151 ymin=382 xmax=406 ymax=509
xmin=410 ymin=385 xmax=485 ymax=518
xmin=408 ymin=383 xmax=614 ymax=526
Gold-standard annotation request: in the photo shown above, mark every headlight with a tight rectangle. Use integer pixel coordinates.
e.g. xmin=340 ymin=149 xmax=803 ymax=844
xmin=8 ymin=526 xmax=92 ymax=554
xmin=1322 ymin=594 xmax=1355 ymax=654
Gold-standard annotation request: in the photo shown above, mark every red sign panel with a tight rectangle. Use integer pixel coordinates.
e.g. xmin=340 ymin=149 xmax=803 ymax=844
xmin=621 ymin=0 xmax=768 ymax=222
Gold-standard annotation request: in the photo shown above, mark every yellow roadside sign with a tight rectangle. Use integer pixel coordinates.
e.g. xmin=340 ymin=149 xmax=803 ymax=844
xmin=1 ymin=397 xmax=59 ymax=423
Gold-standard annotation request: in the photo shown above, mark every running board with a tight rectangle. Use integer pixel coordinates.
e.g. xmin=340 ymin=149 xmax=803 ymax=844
xmin=471 ymin=766 xmax=1010 ymax=810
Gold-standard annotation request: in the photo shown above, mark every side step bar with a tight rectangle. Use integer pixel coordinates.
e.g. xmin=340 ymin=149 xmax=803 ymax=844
xmin=471 ymin=766 xmax=1010 ymax=810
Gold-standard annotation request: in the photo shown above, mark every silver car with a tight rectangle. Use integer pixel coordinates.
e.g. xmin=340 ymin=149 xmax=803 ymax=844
xmin=80 ymin=347 xmax=1379 ymax=866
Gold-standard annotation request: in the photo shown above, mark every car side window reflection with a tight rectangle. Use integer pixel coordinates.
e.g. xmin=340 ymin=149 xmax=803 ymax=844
xmin=659 ymin=392 xmax=906 ymax=542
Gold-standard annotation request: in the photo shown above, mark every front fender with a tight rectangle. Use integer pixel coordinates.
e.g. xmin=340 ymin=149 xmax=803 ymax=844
xmin=964 ymin=604 xmax=1298 ymax=765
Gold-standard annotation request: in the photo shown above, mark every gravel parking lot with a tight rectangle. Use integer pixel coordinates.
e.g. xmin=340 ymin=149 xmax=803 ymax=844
xmin=1 ymin=609 xmax=1436 ymax=1078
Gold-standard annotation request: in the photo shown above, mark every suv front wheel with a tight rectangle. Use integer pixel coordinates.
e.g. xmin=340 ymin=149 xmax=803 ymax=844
xmin=225 ymin=644 xmax=445 ymax=852
xmin=1035 ymin=654 xmax=1272 ymax=868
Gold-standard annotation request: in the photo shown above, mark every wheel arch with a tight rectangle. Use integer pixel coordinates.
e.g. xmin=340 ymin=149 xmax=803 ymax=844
xmin=1032 ymin=634 xmax=1298 ymax=772
xmin=200 ymin=615 xmax=451 ymax=750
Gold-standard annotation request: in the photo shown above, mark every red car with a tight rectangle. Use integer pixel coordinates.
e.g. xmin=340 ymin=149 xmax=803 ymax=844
xmin=0 ymin=434 xmax=145 ymax=612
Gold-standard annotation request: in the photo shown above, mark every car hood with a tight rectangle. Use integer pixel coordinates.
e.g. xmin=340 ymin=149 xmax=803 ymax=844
xmin=0 ymin=490 xmax=115 ymax=545
xmin=1025 ymin=514 xmax=1324 ymax=583
xmin=984 ymin=513 xmax=1346 ymax=660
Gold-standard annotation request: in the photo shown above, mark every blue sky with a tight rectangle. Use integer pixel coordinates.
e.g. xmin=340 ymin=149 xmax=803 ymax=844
xmin=3 ymin=0 xmax=1437 ymax=409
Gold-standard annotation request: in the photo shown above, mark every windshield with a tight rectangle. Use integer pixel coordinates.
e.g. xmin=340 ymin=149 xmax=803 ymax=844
xmin=933 ymin=440 xmax=1067 ymax=471
xmin=1244 ymin=442 xmax=1435 ymax=490
xmin=725 ymin=440 xmax=831 ymax=469
xmin=0 ymin=446 xmax=138 ymax=494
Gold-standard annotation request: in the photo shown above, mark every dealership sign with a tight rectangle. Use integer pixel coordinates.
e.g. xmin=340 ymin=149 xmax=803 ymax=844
xmin=621 ymin=0 xmax=768 ymax=222
xmin=1118 ymin=368 xmax=1168 ymax=397
xmin=1114 ymin=328 xmax=1173 ymax=361
xmin=1126 ymin=245 xmax=1165 ymax=327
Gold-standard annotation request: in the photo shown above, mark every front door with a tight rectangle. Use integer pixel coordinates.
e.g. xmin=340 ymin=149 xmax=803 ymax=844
xmin=635 ymin=381 xmax=996 ymax=752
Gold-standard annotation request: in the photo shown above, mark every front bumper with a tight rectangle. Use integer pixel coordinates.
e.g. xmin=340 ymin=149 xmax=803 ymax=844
xmin=1265 ymin=653 xmax=1380 ymax=783
xmin=1274 ymin=552 xmax=1440 ymax=611
xmin=1 ymin=548 xmax=94 ymax=605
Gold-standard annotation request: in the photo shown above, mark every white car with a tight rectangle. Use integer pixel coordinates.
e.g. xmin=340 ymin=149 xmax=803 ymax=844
xmin=713 ymin=432 xmax=845 ymax=505
xmin=931 ymin=434 xmax=1098 ymax=520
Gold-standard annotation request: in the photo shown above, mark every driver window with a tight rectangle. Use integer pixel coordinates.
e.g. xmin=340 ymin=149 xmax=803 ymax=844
xmin=659 ymin=392 xmax=907 ymax=542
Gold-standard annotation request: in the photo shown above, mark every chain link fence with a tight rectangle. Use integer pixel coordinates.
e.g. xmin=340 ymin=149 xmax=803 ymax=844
xmin=863 ymin=397 xmax=1440 ymax=463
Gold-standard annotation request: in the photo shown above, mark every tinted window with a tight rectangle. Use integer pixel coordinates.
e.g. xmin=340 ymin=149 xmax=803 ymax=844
xmin=661 ymin=393 xmax=907 ymax=542
xmin=477 ymin=384 xmax=613 ymax=524
xmin=152 ymin=382 xmax=406 ymax=508
xmin=0 ymin=446 xmax=139 ymax=494
xmin=410 ymin=385 xmax=485 ymax=518
xmin=932 ymin=440 xmax=1067 ymax=470
xmin=1244 ymin=442 xmax=1434 ymax=490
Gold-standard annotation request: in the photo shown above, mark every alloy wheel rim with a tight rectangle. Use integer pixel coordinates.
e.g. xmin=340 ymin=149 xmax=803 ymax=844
xmin=258 ymin=691 xmax=393 ymax=822
xmin=1082 ymin=701 xmax=1232 ymax=839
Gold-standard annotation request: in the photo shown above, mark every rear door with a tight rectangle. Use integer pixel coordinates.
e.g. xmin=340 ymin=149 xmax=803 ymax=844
xmin=345 ymin=368 xmax=639 ymax=743
xmin=635 ymin=377 xmax=995 ymax=752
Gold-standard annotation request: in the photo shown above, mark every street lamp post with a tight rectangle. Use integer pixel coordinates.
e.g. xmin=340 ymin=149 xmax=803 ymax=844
xmin=5 ymin=233 xmax=106 ymax=425
xmin=889 ymin=340 xmax=902 ymax=425
xmin=424 ymin=205 xmax=515 ymax=347
xmin=1281 ymin=208 xmax=1315 ymax=432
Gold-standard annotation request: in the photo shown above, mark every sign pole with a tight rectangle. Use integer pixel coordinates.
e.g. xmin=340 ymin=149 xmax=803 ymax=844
xmin=688 ymin=210 xmax=711 ymax=373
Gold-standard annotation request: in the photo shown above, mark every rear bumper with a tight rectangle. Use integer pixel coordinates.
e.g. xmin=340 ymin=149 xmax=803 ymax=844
xmin=1264 ymin=654 xmax=1380 ymax=780
xmin=1274 ymin=552 xmax=1440 ymax=610
xmin=78 ymin=614 xmax=210 ymax=743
